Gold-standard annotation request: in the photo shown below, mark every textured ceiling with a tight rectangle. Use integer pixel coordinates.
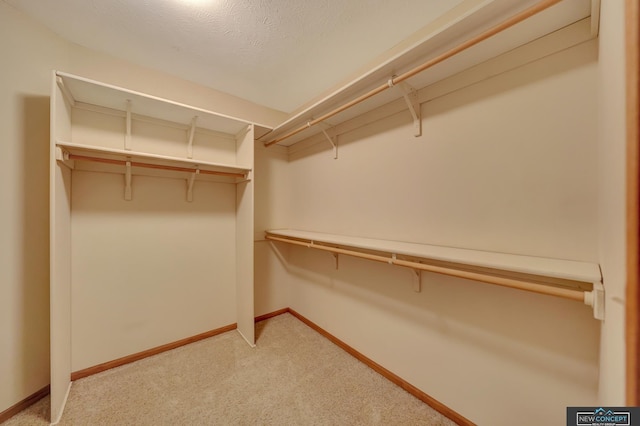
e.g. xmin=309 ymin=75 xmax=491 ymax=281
xmin=5 ymin=0 xmax=463 ymax=112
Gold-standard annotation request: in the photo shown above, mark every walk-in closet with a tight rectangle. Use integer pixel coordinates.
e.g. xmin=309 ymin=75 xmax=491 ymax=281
xmin=1 ymin=0 xmax=637 ymax=425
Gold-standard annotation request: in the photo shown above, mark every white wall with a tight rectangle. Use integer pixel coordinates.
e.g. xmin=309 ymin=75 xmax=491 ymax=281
xmin=0 ymin=1 xmax=286 ymax=414
xmin=282 ymin=40 xmax=600 ymax=426
xmin=597 ymin=0 xmax=627 ymax=405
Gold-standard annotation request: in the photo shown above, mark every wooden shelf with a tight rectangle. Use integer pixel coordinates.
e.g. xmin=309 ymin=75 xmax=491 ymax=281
xmin=50 ymin=71 xmax=259 ymax=423
xmin=266 ymin=229 xmax=601 ymax=284
xmin=56 ymin=141 xmax=251 ymax=181
xmin=266 ymin=229 xmax=604 ymax=320
xmin=259 ymin=0 xmax=596 ymax=147
xmin=57 ymin=71 xmax=268 ymax=136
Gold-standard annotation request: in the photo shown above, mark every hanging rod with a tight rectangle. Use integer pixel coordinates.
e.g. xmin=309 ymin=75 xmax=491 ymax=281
xmin=265 ymin=233 xmax=594 ymax=303
xmin=264 ymin=0 xmax=563 ymax=147
xmin=67 ymin=154 xmax=246 ymax=179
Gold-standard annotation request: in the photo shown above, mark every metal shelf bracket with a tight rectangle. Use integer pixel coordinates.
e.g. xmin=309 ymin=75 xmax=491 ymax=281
xmin=56 ymin=76 xmax=76 ymax=107
xmin=319 ymin=125 xmax=338 ymax=159
xmin=584 ymin=282 xmax=604 ymax=320
xmin=125 ymin=100 xmax=132 ymax=151
xmin=412 ymin=269 xmax=422 ymax=293
xmin=390 ymin=80 xmax=422 ymax=137
xmin=187 ymin=168 xmax=199 ymax=202
xmin=187 ymin=116 xmax=197 ymax=159
xmin=124 ymin=160 xmax=132 ymax=201
xmin=55 ymin=147 xmax=75 ymax=169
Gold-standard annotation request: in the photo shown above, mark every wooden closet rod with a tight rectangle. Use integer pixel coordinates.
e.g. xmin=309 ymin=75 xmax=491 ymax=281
xmin=264 ymin=0 xmax=563 ymax=147
xmin=68 ymin=154 xmax=246 ymax=179
xmin=265 ymin=234 xmax=586 ymax=302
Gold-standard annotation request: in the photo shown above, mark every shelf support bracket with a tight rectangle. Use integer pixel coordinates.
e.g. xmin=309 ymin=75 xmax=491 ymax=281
xmin=187 ymin=116 xmax=197 ymax=159
xmin=125 ymin=100 xmax=132 ymax=151
xmin=584 ymin=282 xmax=604 ymax=320
xmin=412 ymin=269 xmax=422 ymax=293
xmin=320 ymin=127 xmax=338 ymax=159
xmin=56 ymin=76 xmax=76 ymax=107
xmin=124 ymin=161 xmax=132 ymax=201
xmin=187 ymin=168 xmax=199 ymax=202
xmin=55 ymin=147 xmax=75 ymax=170
xmin=333 ymin=253 xmax=339 ymax=270
xmin=391 ymin=80 xmax=421 ymax=137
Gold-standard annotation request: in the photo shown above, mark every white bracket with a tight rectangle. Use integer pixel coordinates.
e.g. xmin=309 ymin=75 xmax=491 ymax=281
xmin=320 ymin=128 xmax=338 ymax=159
xmin=584 ymin=282 xmax=604 ymax=320
xmin=235 ymin=170 xmax=252 ymax=184
xmin=412 ymin=269 xmax=422 ymax=293
xmin=125 ymin=100 xmax=132 ymax=151
xmin=187 ymin=116 xmax=197 ymax=159
xmin=55 ymin=147 xmax=75 ymax=169
xmin=55 ymin=76 xmax=76 ymax=107
xmin=187 ymin=168 xmax=199 ymax=202
xmin=390 ymin=79 xmax=422 ymax=137
xmin=124 ymin=161 xmax=132 ymax=201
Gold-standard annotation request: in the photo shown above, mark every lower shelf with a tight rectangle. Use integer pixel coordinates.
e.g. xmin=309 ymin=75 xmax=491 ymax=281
xmin=265 ymin=229 xmax=604 ymax=320
xmin=56 ymin=141 xmax=251 ymax=183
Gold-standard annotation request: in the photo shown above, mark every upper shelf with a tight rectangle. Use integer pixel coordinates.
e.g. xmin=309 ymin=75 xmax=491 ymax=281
xmin=259 ymin=0 xmax=596 ymax=147
xmin=56 ymin=71 xmax=272 ymax=138
xmin=266 ymin=229 xmax=601 ymax=284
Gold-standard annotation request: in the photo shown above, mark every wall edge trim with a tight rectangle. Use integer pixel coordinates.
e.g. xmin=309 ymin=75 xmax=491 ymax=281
xmin=255 ymin=308 xmax=290 ymax=322
xmin=0 ymin=385 xmax=50 ymax=424
xmin=70 ymin=309 xmax=291 ymax=382
xmin=286 ymin=308 xmax=475 ymax=426
xmin=70 ymin=323 xmax=238 ymax=381
xmin=3 ymin=308 xmax=469 ymax=424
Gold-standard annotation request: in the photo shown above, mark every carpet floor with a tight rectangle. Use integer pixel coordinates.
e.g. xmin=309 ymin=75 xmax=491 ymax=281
xmin=3 ymin=313 xmax=455 ymax=425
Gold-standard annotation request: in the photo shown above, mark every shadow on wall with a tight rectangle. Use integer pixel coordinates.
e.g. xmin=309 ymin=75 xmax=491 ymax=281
xmin=422 ymin=41 xmax=598 ymax=119
xmin=69 ymin=171 xmax=236 ymax=215
xmin=289 ymin=41 xmax=598 ymax=162
xmin=19 ymin=95 xmax=51 ymax=395
xmin=279 ymin=244 xmax=600 ymax=392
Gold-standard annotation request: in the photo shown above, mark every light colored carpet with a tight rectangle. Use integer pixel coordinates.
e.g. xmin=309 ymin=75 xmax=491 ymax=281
xmin=3 ymin=313 xmax=455 ymax=425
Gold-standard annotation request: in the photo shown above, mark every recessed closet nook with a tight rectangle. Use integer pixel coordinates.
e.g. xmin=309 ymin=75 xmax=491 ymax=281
xmin=37 ymin=0 xmax=621 ymax=425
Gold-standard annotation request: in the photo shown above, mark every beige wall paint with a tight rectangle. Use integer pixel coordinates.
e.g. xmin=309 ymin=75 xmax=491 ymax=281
xmin=289 ymin=42 xmax=599 ymax=261
xmin=0 ymin=1 xmax=67 ymax=414
xmin=0 ymin=2 xmax=286 ymax=414
xmin=254 ymin=143 xmax=291 ymax=316
xmin=597 ymin=0 xmax=627 ymax=405
xmin=66 ymin=46 xmax=288 ymax=128
xmin=1 ymin=0 xmax=625 ymax=422
xmin=70 ymin=173 xmax=238 ymax=371
xmin=283 ymin=41 xmax=600 ymax=426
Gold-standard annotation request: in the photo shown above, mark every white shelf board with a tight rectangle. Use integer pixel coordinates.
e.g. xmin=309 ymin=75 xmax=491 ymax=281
xmin=57 ymin=72 xmax=264 ymax=136
xmin=266 ymin=229 xmax=601 ymax=284
xmin=57 ymin=141 xmax=251 ymax=176
xmin=260 ymin=0 xmax=593 ymax=147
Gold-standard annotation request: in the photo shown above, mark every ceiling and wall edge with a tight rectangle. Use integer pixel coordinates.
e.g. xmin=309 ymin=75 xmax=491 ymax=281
xmin=286 ymin=16 xmax=595 ymax=157
xmin=259 ymin=0 xmax=596 ymax=148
